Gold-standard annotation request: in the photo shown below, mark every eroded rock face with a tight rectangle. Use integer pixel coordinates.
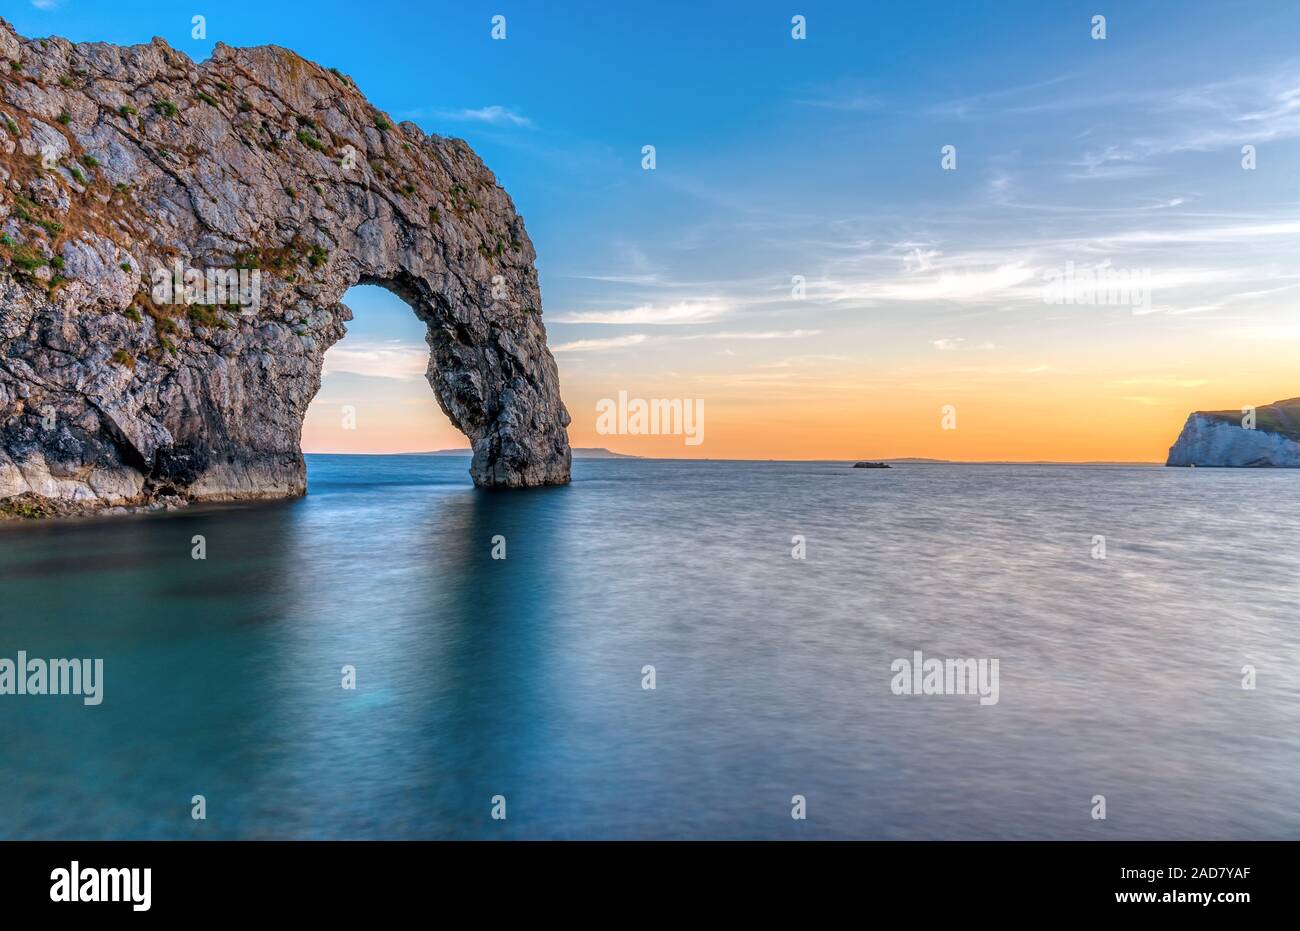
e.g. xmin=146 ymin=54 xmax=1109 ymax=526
xmin=0 ymin=19 xmax=570 ymax=516
xmin=1166 ymin=398 xmax=1300 ymax=467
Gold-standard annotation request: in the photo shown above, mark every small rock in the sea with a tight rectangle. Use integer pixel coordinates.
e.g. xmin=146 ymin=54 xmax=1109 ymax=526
xmin=852 ymin=461 xmax=891 ymax=469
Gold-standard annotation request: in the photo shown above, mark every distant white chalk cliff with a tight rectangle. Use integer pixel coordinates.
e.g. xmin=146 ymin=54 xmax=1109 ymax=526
xmin=1166 ymin=398 xmax=1300 ymax=467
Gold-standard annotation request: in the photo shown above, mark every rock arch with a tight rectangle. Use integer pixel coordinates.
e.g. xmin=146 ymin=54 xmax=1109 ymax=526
xmin=0 ymin=21 xmax=570 ymax=516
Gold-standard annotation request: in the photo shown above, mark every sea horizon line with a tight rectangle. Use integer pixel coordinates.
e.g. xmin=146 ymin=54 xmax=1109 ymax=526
xmin=302 ymin=450 xmax=1168 ymax=466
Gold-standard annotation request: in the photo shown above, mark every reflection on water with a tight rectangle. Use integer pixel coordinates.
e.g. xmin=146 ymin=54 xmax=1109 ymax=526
xmin=0 ymin=456 xmax=1297 ymax=838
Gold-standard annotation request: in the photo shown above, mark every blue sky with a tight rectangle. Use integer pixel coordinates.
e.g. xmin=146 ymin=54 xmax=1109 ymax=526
xmin=11 ymin=1 xmax=1300 ymax=457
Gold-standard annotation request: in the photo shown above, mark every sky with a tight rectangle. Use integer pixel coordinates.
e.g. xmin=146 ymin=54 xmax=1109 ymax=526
xmin=11 ymin=1 xmax=1300 ymax=460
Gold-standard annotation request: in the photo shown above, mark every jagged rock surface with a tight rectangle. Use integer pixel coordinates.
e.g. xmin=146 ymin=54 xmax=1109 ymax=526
xmin=1166 ymin=398 xmax=1300 ymax=467
xmin=0 ymin=19 xmax=570 ymax=516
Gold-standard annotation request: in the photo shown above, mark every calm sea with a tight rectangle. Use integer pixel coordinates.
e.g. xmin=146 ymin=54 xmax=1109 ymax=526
xmin=0 ymin=456 xmax=1297 ymax=839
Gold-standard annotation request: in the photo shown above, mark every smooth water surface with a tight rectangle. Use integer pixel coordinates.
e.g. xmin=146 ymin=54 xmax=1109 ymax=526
xmin=0 ymin=457 xmax=1297 ymax=838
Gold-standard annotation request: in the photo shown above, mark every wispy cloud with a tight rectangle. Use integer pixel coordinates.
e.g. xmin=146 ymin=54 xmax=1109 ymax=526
xmin=562 ymin=273 xmax=664 ymax=285
xmin=1095 ymin=220 xmax=1300 ymax=245
xmin=31 ymin=0 xmax=60 ymax=9
xmin=1218 ymin=322 xmax=1300 ymax=340
xmin=402 ymin=105 xmax=535 ymax=129
xmin=932 ymin=338 xmax=996 ymax=351
xmin=685 ymin=329 xmax=822 ymax=341
xmin=922 ymin=74 xmax=1079 ymax=120
xmin=552 ymin=299 xmax=732 ymax=325
xmin=795 ymin=93 xmax=882 ymax=112
xmin=829 ymin=262 xmax=1038 ymax=304
xmin=796 ymin=74 xmax=1078 ymax=119
xmin=1114 ymin=376 xmax=1209 ymax=388
xmin=551 ymin=334 xmax=648 ymax=353
xmin=1066 ymin=146 xmax=1157 ymax=181
xmin=321 ymin=342 xmax=428 ymax=380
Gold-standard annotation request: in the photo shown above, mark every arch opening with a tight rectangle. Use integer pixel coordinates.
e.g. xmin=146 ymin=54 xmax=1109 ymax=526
xmin=302 ymin=284 xmax=468 ymax=461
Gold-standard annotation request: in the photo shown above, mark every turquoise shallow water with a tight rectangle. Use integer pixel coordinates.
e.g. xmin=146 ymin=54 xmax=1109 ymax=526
xmin=0 ymin=455 xmax=1297 ymax=839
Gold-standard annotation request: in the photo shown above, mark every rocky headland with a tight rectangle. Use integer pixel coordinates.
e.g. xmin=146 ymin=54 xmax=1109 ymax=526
xmin=0 ymin=19 xmax=570 ymax=518
xmin=1166 ymin=398 xmax=1300 ymax=467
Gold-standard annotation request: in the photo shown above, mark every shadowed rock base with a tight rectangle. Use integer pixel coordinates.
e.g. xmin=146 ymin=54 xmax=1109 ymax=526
xmin=0 ymin=20 xmax=570 ymax=517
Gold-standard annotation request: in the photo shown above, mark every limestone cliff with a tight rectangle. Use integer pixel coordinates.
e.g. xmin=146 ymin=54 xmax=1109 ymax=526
xmin=1166 ymin=398 xmax=1300 ymax=467
xmin=0 ymin=19 xmax=570 ymax=517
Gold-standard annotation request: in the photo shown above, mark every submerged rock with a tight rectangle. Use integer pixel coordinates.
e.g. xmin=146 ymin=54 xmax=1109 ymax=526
xmin=1166 ymin=398 xmax=1300 ymax=467
xmin=0 ymin=19 xmax=570 ymax=517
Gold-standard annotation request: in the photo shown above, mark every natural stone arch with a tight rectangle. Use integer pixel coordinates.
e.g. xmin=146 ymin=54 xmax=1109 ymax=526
xmin=0 ymin=21 xmax=570 ymax=516
xmin=348 ymin=271 xmax=570 ymax=487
